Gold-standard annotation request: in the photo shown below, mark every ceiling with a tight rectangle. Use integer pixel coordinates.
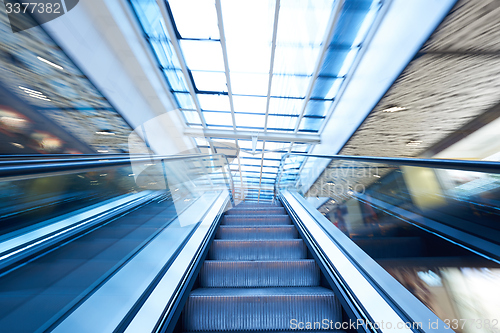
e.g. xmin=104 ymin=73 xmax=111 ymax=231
xmin=130 ymin=0 xmax=384 ymax=201
xmin=339 ymin=0 xmax=500 ymax=159
xmin=0 ymin=8 xmax=145 ymax=154
xmin=311 ymin=0 xmax=500 ymax=207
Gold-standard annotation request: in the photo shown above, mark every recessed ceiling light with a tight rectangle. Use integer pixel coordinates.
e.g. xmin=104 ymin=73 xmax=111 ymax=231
xmin=19 ymin=86 xmax=50 ymax=101
xmin=29 ymin=94 xmax=51 ymax=101
xmin=97 ymin=150 xmax=109 ymax=153
xmin=37 ymin=56 xmax=64 ymax=70
xmin=373 ymin=174 xmax=381 ymax=178
xmin=10 ymin=142 xmax=24 ymax=149
xmin=383 ymin=106 xmax=406 ymax=113
xmin=406 ymin=140 xmax=422 ymax=147
xmin=96 ymin=131 xmax=115 ymax=135
xmin=19 ymin=86 xmax=43 ymax=95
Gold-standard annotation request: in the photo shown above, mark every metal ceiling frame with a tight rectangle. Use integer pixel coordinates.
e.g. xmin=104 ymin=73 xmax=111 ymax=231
xmin=145 ymin=0 xmax=385 ymax=202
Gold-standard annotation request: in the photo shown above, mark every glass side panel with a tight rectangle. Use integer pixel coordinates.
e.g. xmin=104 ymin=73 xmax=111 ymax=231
xmin=277 ymin=155 xmax=500 ymax=331
xmin=0 ymin=154 xmax=234 ymax=331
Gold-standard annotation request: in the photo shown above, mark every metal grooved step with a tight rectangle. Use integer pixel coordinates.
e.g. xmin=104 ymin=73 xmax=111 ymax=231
xmin=216 ymin=225 xmax=298 ymax=240
xmin=183 ymin=287 xmax=341 ymax=331
xmin=225 ymin=207 xmax=286 ymax=215
xmin=208 ymin=240 xmax=307 ymax=260
xmin=200 ymin=260 xmax=320 ymax=287
xmin=222 ymin=215 xmax=291 ymax=225
xmin=182 ymin=201 xmax=341 ymax=332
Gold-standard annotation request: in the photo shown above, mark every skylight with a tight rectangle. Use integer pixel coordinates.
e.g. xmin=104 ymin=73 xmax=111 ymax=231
xmin=131 ymin=0 xmax=383 ymax=201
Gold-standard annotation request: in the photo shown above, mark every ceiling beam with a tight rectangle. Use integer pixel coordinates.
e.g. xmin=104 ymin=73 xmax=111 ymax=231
xmin=184 ymin=128 xmax=321 ymax=143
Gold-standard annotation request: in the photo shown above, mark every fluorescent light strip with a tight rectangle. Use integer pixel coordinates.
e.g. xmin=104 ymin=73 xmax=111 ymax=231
xmin=37 ymin=56 xmax=64 ymax=70
xmin=29 ymin=94 xmax=51 ymax=101
xmin=19 ymin=86 xmax=43 ymax=95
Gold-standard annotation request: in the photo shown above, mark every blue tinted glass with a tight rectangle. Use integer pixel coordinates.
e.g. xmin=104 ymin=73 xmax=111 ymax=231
xmin=304 ymin=100 xmax=333 ymax=116
xmin=175 ymin=92 xmax=195 ymax=109
xmin=299 ymin=117 xmax=324 ymax=132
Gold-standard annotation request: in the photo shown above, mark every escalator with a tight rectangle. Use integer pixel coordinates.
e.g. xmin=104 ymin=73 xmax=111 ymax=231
xmin=179 ymin=201 xmax=342 ymax=332
xmin=2 ymin=152 xmax=499 ymax=333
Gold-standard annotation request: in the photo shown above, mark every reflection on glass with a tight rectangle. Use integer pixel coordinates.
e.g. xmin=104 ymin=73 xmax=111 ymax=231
xmin=277 ymin=155 xmax=500 ymax=332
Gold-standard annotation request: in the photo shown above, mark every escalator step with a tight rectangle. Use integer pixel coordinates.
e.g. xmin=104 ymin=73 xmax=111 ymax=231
xmin=225 ymin=207 xmax=286 ymax=215
xmin=222 ymin=215 xmax=291 ymax=225
xmin=200 ymin=260 xmax=320 ymax=287
xmin=208 ymin=240 xmax=307 ymax=260
xmin=183 ymin=287 xmax=341 ymax=331
xmin=236 ymin=202 xmax=281 ymax=207
xmin=216 ymin=225 xmax=298 ymax=240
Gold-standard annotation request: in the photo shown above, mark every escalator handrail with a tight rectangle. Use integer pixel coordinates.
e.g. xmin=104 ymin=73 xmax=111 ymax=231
xmin=275 ymin=152 xmax=500 ymax=195
xmin=0 ymin=153 xmax=232 ymax=185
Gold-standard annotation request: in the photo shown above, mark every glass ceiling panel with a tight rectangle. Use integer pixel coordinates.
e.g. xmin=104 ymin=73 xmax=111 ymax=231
xmin=262 ymin=167 xmax=278 ymax=174
xmin=271 ymin=75 xmax=310 ymax=98
xmin=352 ymin=1 xmax=381 ymax=46
xmin=273 ymin=46 xmax=319 ymax=76
xmin=163 ymin=68 xmax=188 ymax=92
xmin=261 ymin=159 xmax=280 ymax=167
xmin=311 ymin=77 xmax=343 ymax=100
xmin=231 ymin=73 xmax=269 ymax=96
xmin=338 ymin=47 xmax=359 ymax=77
xmin=299 ymin=117 xmax=324 ymax=132
xmin=203 ymin=111 xmax=233 ymax=126
xmin=268 ymin=97 xmax=302 ymax=116
xmin=179 ymin=40 xmax=225 ymax=71
xmin=238 ymin=140 xmax=267 ymax=150
xmin=273 ymin=0 xmax=334 ymax=75
xmin=132 ymin=0 xmax=383 ymax=203
xmin=182 ymin=110 xmax=202 ymax=124
xmin=264 ymin=141 xmax=289 ymax=151
xmin=291 ymin=143 xmax=310 ymax=153
xmin=232 ymin=95 xmax=267 ymax=114
xmin=221 ymin=0 xmax=275 ymax=73
xmin=240 ymin=158 xmax=262 ymax=166
xmin=240 ymin=165 xmax=262 ymax=173
xmin=168 ymin=0 xmax=220 ymax=39
xmin=174 ymin=92 xmax=196 ymax=109
xmin=330 ymin=1 xmax=373 ymax=47
xmin=319 ymin=48 xmax=351 ymax=77
xmin=262 ymin=151 xmax=283 ymax=160
xmin=276 ymin=0 xmax=334 ymax=46
xmin=192 ymin=71 xmax=227 ymax=92
xmin=267 ymin=115 xmax=297 ymax=131
xmin=198 ymin=94 xmax=231 ymax=111
xmin=235 ymin=113 xmax=266 ymax=129
xmin=304 ymin=99 xmax=333 ymax=117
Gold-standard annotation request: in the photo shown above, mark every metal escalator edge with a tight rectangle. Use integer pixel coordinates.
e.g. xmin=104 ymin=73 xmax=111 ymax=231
xmin=0 ymin=190 xmax=162 ymax=274
xmin=48 ymin=191 xmax=230 ymax=333
xmin=280 ymin=190 xmax=450 ymax=333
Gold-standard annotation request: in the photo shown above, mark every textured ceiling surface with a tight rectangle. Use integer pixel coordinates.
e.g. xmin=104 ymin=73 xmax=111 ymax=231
xmin=0 ymin=9 xmax=145 ymax=154
xmin=339 ymin=0 xmax=500 ymax=158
